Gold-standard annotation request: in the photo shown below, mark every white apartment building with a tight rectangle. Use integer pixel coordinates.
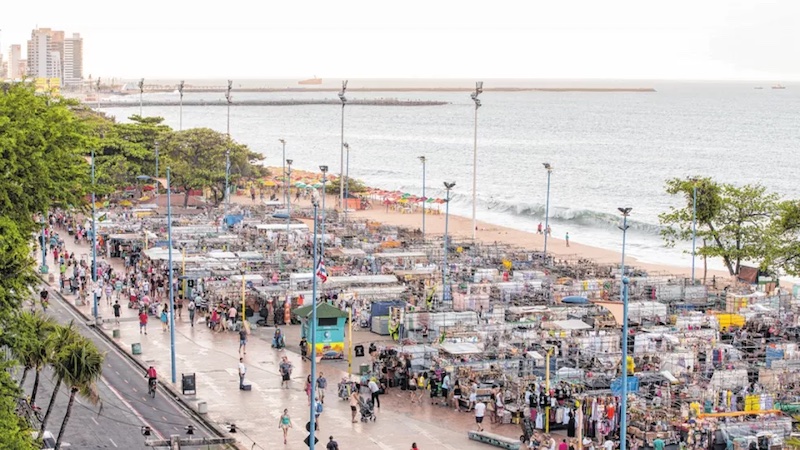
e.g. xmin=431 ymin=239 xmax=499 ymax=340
xmin=8 ymin=44 xmax=22 ymax=80
xmin=63 ymin=33 xmax=83 ymax=85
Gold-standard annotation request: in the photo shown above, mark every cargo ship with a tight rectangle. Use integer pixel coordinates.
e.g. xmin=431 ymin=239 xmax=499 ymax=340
xmin=298 ymin=76 xmax=322 ymax=85
xmin=772 ymin=84 xmax=786 ymax=90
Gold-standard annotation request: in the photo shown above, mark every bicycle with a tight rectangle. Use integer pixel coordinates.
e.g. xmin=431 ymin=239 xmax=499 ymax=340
xmin=148 ymin=378 xmax=157 ymax=398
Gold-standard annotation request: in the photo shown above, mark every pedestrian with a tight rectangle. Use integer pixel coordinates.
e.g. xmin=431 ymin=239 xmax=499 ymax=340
xmin=278 ymin=408 xmax=292 ymax=444
xmin=474 ymin=398 xmax=486 ymax=432
xmin=238 ymin=357 xmax=246 ymax=389
xmin=368 ymin=377 xmax=381 ymax=410
xmin=559 ymin=439 xmax=569 ymax=450
xmin=187 ymin=298 xmax=196 ymax=327
xmin=139 ymin=310 xmax=148 ymax=334
xmin=176 ymin=297 xmax=183 ymax=319
xmin=239 ymin=326 xmax=248 ymax=355
xmin=452 ymin=380 xmax=462 ymax=411
xmin=113 ymin=300 xmax=121 ymax=325
xmin=279 ymin=356 xmax=293 ymax=389
xmin=415 ymin=372 xmax=426 ymax=403
xmin=565 ymin=232 xmax=570 ymax=247
xmin=440 ymin=372 xmax=451 ymax=407
xmin=537 ymin=222 xmax=543 ymax=234
xmin=326 ymin=436 xmax=339 ymax=450
xmin=314 ymin=396 xmax=323 ymax=429
xmin=349 ymin=389 xmax=359 ymax=423
xmin=317 ymin=372 xmax=327 ymax=403
xmin=411 ymin=444 xmax=419 ymax=450
xmin=546 ymin=225 xmax=551 ymax=236
xmin=160 ymin=305 xmax=169 ymax=332
xmin=105 ymin=283 xmax=113 ymax=305
xmin=305 ymin=375 xmax=313 ymax=404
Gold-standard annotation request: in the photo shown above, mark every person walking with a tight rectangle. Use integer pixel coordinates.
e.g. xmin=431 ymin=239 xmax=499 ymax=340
xmin=160 ymin=304 xmax=169 ymax=332
xmin=139 ymin=310 xmax=148 ymax=334
xmin=565 ymin=232 xmax=570 ymax=247
xmin=278 ymin=408 xmax=292 ymax=444
xmin=305 ymin=375 xmax=313 ymax=405
xmin=317 ymin=372 xmax=327 ymax=403
xmin=113 ymin=300 xmax=121 ymax=325
xmin=187 ymin=298 xmax=196 ymax=327
xmin=326 ymin=436 xmax=339 ymax=450
xmin=314 ymin=396 xmax=323 ymax=430
xmin=279 ymin=356 xmax=293 ymax=389
xmin=239 ymin=327 xmax=248 ymax=355
xmin=368 ymin=377 xmax=381 ymax=410
xmin=474 ymin=398 xmax=486 ymax=432
xmin=349 ymin=389 xmax=359 ymax=423
xmin=238 ymin=357 xmax=246 ymax=389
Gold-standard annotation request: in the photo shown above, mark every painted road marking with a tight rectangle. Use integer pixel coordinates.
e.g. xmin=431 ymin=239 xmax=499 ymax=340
xmin=109 ymin=438 xmax=118 ymax=447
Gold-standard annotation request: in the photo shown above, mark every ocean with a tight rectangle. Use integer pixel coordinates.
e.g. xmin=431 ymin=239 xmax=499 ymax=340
xmin=99 ymin=81 xmax=800 ymax=273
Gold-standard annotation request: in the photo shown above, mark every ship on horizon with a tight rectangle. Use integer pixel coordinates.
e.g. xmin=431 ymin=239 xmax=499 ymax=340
xmin=298 ymin=76 xmax=322 ymax=85
xmin=772 ymin=84 xmax=786 ymax=89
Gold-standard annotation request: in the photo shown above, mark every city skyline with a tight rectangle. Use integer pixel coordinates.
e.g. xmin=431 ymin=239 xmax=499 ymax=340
xmin=2 ymin=0 xmax=800 ymax=82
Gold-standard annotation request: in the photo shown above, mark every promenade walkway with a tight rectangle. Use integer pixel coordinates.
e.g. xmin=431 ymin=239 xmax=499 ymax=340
xmin=45 ymin=222 xmax=523 ymax=450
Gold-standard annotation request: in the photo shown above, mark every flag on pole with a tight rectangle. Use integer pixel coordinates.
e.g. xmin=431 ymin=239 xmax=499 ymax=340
xmin=315 ymin=258 xmax=328 ymax=283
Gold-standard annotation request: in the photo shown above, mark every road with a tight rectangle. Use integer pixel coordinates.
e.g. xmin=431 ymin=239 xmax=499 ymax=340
xmin=29 ymin=285 xmax=228 ymax=449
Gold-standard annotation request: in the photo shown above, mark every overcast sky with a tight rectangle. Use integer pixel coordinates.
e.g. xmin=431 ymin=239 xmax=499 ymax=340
xmin=3 ymin=0 xmax=798 ymax=81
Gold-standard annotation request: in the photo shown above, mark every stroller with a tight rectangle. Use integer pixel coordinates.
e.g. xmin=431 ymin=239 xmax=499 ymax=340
xmin=358 ymin=397 xmax=376 ymax=422
xmin=338 ymin=378 xmax=356 ymax=400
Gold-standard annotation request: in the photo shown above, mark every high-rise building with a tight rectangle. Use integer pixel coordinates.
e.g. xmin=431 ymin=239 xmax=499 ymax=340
xmin=26 ymin=28 xmax=65 ymax=82
xmin=8 ymin=45 xmax=22 ymax=80
xmin=63 ymin=33 xmax=83 ymax=85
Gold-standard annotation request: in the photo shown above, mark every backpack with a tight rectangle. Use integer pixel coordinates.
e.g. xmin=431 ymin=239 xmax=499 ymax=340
xmin=316 ymin=402 xmax=323 ymax=414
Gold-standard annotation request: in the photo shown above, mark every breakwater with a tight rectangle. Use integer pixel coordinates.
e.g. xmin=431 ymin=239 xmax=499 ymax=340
xmin=88 ymin=98 xmax=450 ymax=107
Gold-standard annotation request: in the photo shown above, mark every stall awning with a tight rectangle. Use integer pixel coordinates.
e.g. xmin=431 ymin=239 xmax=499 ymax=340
xmin=373 ymin=252 xmax=427 ymax=259
xmin=207 ymin=251 xmax=237 ymax=259
xmin=439 ymin=342 xmax=483 ymax=355
xmin=546 ymin=319 xmax=592 ymax=330
xmin=293 ymin=302 xmax=349 ymax=319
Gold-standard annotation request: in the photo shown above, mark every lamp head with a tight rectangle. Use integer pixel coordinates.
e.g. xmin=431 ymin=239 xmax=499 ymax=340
xmin=319 ymin=165 xmax=328 ymax=173
xmin=342 ymin=80 xmax=348 ymax=91
xmin=138 ymin=78 xmax=144 ymax=89
xmin=141 ymin=426 xmax=151 ymax=436
xmin=543 ymin=162 xmax=552 ymax=170
xmin=443 ymin=181 xmax=456 ymax=190
xmin=338 ymin=93 xmax=347 ymax=103
xmin=622 ymin=277 xmax=630 ymax=285
xmin=343 ymin=142 xmax=349 ymax=150
xmin=185 ymin=425 xmax=195 ymax=435
xmin=286 ymin=159 xmax=293 ymax=165
xmin=418 ymin=156 xmax=426 ymax=163
xmin=279 ymin=138 xmax=285 ymax=145
xmin=136 ymin=175 xmax=151 ymax=181
xmin=618 ymin=207 xmax=632 ymax=216
xmin=227 ymin=80 xmax=233 ymax=90
xmin=476 ymin=81 xmax=483 ymax=93
xmin=178 ymin=80 xmax=184 ymax=91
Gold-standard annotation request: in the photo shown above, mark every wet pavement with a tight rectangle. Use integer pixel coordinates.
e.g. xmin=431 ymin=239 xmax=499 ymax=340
xmin=46 ymin=231 xmax=528 ymax=450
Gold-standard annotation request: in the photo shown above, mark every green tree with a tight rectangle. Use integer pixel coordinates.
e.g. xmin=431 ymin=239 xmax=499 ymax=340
xmin=161 ymin=128 xmax=265 ymax=207
xmin=0 ymin=359 xmax=37 ymax=449
xmin=766 ymin=200 xmax=800 ymax=276
xmin=23 ymin=312 xmax=57 ymax=406
xmin=0 ymin=217 xmax=38 ymax=318
xmin=54 ymin=339 xmax=103 ymax=450
xmin=659 ymin=177 xmax=778 ymax=276
xmin=40 ymin=322 xmax=81 ymax=433
xmin=326 ymin=177 xmax=368 ymax=196
xmin=0 ymin=83 xmax=90 ymax=231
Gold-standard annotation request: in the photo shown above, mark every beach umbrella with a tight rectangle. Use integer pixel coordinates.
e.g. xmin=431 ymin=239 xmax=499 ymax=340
xmin=561 ymin=296 xmax=590 ymax=305
xmin=401 ymin=193 xmax=411 ymax=198
xmin=264 ymin=180 xmax=276 ymax=187
xmin=295 ymin=182 xmax=307 ymax=188
xmin=311 ymin=182 xmax=323 ymax=188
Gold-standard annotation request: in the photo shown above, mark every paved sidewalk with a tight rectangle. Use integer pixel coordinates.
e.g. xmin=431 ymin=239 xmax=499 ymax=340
xmin=45 ymin=224 xmax=524 ymax=450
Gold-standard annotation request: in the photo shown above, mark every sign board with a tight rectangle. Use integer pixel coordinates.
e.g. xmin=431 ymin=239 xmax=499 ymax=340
xmin=611 ymin=376 xmax=639 ymax=395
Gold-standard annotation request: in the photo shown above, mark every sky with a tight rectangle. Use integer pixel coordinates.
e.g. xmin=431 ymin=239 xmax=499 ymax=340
xmin=2 ymin=0 xmax=799 ymax=81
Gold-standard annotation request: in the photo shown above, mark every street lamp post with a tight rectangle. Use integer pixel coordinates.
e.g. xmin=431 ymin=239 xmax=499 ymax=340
xmin=95 ymin=78 xmax=101 ymax=111
xmin=443 ymin=182 xmax=456 ymax=308
xmin=154 ymin=142 xmax=159 ymax=196
xmin=419 ymin=156 xmax=427 ymax=239
xmin=279 ymin=139 xmax=287 ymax=207
xmin=224 ymin=80 xmax=233 ymax=218
xmin=91 ymin=146 xmax=98 ymax=322
xmin=309 ymin=192 xmax=321 ymax=450
xmin=138 ymin=78 xmax=144 ymax=117
xmin=470 ymin=81 xmax=483 ymax=241
xmin=40 ymin=218 xmax=48 ymax=274
xmin=167 ymin=168 xmax=177 ymax=384
xmin=691 ymin=181 xmax=698 ymax=285
xmin=618 ymin=207 xmax=632 ymax=450
xmin=343 ymin=142 xmax=350 ymax=223
xmin=319 ymin=165 xmax=328 ymax=258
xmin=338 ymin=80 xmax=348 ymax=210
xmin=286 ymin=160 xmax=293 ymax=243
xmin=543 ymin=163 xmax=553 ymax=261
xmin=177 ymin=80 xmax=185 ymax=131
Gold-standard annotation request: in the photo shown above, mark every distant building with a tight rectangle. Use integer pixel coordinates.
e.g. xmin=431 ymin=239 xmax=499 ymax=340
xmin=27 ymin=28 xmax=81 ymax=86
xmin=8 ymin=44 xmax=22 ymax=80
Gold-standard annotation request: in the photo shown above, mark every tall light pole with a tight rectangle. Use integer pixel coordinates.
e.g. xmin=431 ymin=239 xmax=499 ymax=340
xmin=40 ymin=217 xmax=47 ymax=274
xmin=543 ymin=163 xmax=553 ymax=261
xmin=138 ymin=78 xmax=144 ymax=117
xmin=95 ymin=78 xmax=101 ymax=111
xmin=418 ymin=156 xmax=427 ymax=239
xmin=470 ymin=81 xmax=483 ymax=241
xmin=443 ymin=182 xmax=456 ymax=308
xmin=343 ymin=142 xmax=350 ymax=223
xmin=319 ymin=165 xmax=328 ymax=258
xmin=308 ymin=192 xmax=320 ymax=450
xmin=177 ymin=80 xmax=185 ymax=131
xmin=279 ymin=139 xmax=287 ymax=207
xmin=691 ymin=180 xmax=698 ymax=285
xmin=618 ymin=206 xmax=632 ymax=450
xmin=224 ymin=80 xmax=233 ymax=218
xmin=338 ymin=80 xmax=348 ymax=211
xmin=154 ymin=142 xmax=159 ymax=196
xmin=167 ymin=168 xmax=177 ymax=384
xmin=286 ymin=159 xmax=293 ymax=242
xmin=90 ymin=146 xmax=98 ymax=322
xmin=225 ymin=80 xmax=233 ymax=136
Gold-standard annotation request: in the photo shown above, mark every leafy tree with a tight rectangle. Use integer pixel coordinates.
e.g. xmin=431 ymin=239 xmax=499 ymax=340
xmin=0 ymin=217 xmax=37 ymax=318
xmin=40 ymin=322 xmax=81 ymax=433
xmin=326 ymin=177 xmax=368 ymax=195
xmin=54 ymin=339 xmax=103 ymax=450
xmin=766 ymin=200 xmax=800 ymax=276
xmin=23 ymin=313 xmax=57 ymax=406
xmin=659 ymin=178 xmax=778 ymax=276
xmin=0 ymin=359 xmax=37 ymax=449
xmin=0 ymin=83 xmax=90 ymax=231
xmin=160 ymin=128 xmax=265 ymax=207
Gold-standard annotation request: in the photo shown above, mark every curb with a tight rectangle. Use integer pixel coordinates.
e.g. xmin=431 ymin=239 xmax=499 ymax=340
xmin=40 ymin=275 xmax=243 ymax=449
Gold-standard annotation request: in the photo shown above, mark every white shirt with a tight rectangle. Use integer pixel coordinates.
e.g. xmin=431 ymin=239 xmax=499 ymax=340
xmin=442 ymin=375 xmax=451 ymax=389
xmin=604 ymin=440 xmax=614 ymax=450
xmin=368 ymin=380 xmax=379 ymax=394
xmin=474 ymin=402 xmax=486 ymax=418
xmin=238 ymin=362 xmax=246 ymax=376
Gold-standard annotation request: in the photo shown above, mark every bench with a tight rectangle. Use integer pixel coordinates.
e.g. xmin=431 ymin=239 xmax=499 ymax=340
xmin=467 ymin=431 xmax=521 ymax=450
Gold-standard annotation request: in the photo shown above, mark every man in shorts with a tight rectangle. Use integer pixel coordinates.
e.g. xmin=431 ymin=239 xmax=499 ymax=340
xmin=279 ymin=357 xmax=293 ymax=389
xmin=239 ymin=327 xmax=248 ymax=355
xmin=474 ymin=399 xmax=486 ymax=432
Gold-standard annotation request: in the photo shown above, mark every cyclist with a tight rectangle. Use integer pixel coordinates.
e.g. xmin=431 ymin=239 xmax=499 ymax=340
xmin=145 ymin=366 xmax=157 ymax=392
xmin=40 ymin=288 xmax=49 ymax=312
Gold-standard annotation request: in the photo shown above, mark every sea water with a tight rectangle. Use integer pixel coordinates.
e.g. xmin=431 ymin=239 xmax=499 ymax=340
xmin=100 ymin=81 xmax=800 ymax=274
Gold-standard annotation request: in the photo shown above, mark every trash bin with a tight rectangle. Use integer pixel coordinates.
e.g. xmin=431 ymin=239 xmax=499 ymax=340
xmin=131 ymin=343 xmax=142 ymax=355
xmin=112 ymin=329 xmax=120 ymax=338
xmin=197 ymin=401 xmax=207 ymax=414
xmin=354 ymin=344 xmax=365 ymax=357
xmin=359 ymin=364 xmax=370 ymax=375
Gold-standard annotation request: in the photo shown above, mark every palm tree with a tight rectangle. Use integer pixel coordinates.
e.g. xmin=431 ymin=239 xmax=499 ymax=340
xmin=26 ymin=312 xmax=56 ymax=406
xmin=40 ymin=321 xmax=79 ymax=433
xmin=0 ymin=312 xmax=37 ymax=389
xmin=54 ymin=339 xmax=103 ymax=450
